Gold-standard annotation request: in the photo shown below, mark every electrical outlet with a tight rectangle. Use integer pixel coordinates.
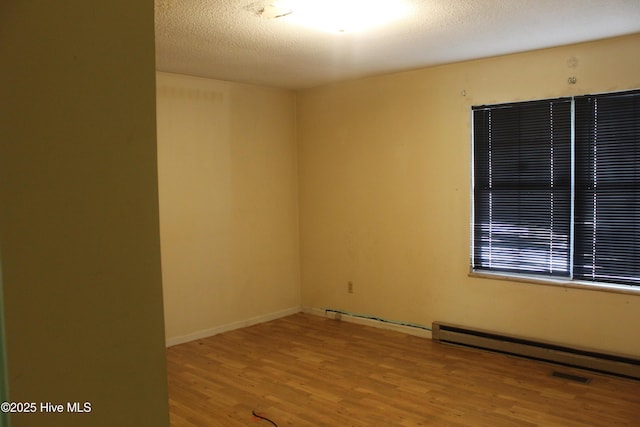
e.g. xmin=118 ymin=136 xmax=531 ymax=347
xmin=347 ymin=281 xmax=353 ymax=293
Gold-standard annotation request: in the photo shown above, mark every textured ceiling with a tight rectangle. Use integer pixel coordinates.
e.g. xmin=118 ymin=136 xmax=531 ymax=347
xmin=155 ymin=0 xmax=640 ymax=89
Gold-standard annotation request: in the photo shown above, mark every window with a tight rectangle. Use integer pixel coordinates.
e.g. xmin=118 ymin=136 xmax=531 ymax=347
xmin=472 ymin=89 xmax=640 ymax=289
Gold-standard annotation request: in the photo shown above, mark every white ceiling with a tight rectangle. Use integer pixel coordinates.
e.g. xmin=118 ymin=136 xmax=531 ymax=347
xmin=155 ymin=0 xmax=640 ymax=89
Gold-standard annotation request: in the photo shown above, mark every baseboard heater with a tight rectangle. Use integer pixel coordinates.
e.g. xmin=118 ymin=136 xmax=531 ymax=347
xmin=432 ymin=321 xmax=640 ymax=380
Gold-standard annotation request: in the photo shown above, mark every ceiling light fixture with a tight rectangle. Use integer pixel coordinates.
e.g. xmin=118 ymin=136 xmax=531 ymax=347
xmin=261 ymin=0 xmax=410 ymax=33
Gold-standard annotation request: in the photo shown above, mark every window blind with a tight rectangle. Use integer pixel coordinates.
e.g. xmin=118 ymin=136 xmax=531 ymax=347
xmin=473 ymin=99 xmax=572 ymax=276
xmin=574 ymin=90 xmax=640 ymax=286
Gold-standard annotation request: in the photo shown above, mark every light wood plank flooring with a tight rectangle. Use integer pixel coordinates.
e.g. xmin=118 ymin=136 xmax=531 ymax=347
xmin=167 ymin=313 xmax=640 ymax=426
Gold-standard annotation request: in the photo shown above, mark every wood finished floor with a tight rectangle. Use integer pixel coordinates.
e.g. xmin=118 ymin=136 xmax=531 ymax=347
xmin=167 ymin=313 xmax=640 ymax=426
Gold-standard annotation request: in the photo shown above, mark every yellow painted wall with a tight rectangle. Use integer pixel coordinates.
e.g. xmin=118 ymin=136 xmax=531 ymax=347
xmin=298 ymin=34 xmax=640 ymax=355
xmin=156 ymin=72 xmax=300 ymax=343
xmin=0 ymin=2 xmax=169 ymax=426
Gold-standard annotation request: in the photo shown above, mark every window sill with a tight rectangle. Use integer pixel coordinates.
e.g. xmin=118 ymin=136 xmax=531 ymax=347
xmin=468 ymin=270 xmax=640 ymax=296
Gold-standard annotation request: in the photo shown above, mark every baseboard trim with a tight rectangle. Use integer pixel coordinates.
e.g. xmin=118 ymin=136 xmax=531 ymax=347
xmin=166 ymin=306 xmax=302 ymax=347
xmin=302 ymin=307 xmax=432 ymax=338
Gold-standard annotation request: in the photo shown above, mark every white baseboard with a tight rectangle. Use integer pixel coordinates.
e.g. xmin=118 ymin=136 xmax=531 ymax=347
xmin=302 ymin=307 xmax=432 ymax=339
xmin=166 ymin=306 xmax=302 ymax=347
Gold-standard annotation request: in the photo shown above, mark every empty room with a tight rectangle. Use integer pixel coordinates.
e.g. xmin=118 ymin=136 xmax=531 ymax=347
xmin=2 ymin=1 xmax=640 ymax=427
xmin=156 ymin=0 xmax=640 ymax=425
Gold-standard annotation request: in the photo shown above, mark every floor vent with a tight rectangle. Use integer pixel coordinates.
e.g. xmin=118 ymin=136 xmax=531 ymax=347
xmin=432 ymin=322 xmax=640 ymax=380
xmin=551 ymin=370 xmax=591 ymax=384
